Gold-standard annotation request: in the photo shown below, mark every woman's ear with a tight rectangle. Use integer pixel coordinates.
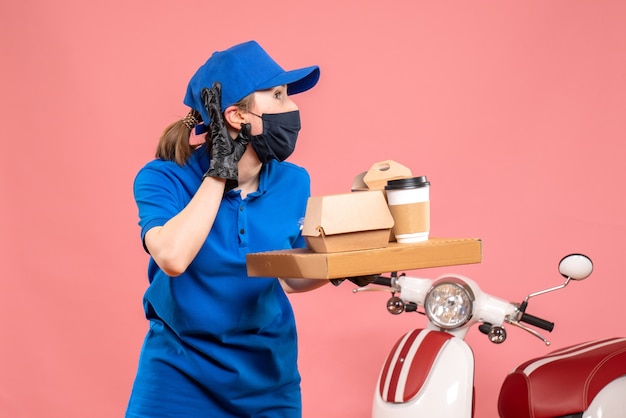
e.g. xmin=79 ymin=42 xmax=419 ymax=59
xmin=223 ymin=105 xmax=246 ymax=131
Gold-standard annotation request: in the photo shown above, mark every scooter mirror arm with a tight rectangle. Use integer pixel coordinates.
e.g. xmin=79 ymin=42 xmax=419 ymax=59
xmin=522 ymin=277 xmax=572 ymax=305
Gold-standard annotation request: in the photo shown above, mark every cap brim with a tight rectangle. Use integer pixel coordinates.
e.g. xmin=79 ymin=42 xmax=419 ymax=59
xmin=258 ymin=65 xmax=320 ymax=96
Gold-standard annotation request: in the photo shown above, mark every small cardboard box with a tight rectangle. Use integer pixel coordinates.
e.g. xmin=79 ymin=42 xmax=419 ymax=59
xmin=352 ymin=160 xmax=413 ymax=191
xmin=246 ymin=238 xmax=482 ymax=279
xmin=352 ymin=160 xmax=414 ymax=242
xmin=302 ymin=190 xmax=394 ymax=253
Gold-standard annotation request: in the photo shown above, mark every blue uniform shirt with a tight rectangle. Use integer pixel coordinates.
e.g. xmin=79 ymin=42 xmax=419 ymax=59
xmin=127 ymin=145 xmax=310 ymax=417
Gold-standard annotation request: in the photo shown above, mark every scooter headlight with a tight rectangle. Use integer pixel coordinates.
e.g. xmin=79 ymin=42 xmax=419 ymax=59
xmin=424 ymin=278 xmax=475 ymax=330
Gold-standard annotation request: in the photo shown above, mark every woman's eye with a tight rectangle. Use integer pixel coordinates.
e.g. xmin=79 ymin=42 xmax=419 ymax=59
xmin=273 ymin=86 xmax=287 ymax=100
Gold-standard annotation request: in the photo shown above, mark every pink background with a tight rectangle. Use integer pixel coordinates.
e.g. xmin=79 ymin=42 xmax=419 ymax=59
xmin=2 ymin=1 xmax=625 ymax=417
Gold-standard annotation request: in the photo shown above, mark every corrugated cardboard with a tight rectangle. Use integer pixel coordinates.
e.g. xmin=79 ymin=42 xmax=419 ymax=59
xmin=302 ymin=191 xmax=394 ymax=253
xmin=246 ymin=237 xmax=482 ymax=279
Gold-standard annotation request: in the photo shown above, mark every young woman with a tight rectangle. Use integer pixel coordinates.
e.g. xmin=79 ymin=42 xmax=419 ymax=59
xmin=126 ymin=40 xmax=327 ymax=417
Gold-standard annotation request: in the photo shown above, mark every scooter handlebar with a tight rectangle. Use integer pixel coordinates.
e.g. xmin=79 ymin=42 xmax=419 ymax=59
xmin=372 ymin=276 xmax=392 ymax=287
xmin=520 ymin=313 xmax=554 ymax=332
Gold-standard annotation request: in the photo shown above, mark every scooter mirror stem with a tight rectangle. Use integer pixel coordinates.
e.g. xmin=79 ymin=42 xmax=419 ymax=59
xmin=523 ymin=277 xmax=572 ymax=304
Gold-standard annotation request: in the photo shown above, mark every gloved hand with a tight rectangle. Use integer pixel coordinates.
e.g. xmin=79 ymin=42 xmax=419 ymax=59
xmin=330 ymin=275 xmax=378 ymax=287
xmin=201 ymin=82 xmax=249 ymax=186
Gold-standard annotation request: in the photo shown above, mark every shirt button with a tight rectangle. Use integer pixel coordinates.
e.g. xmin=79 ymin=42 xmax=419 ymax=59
xmin=240 ymin=206 xmax=244 ymax=211
xmin=240 ymin=229 xmax=245 ymax=234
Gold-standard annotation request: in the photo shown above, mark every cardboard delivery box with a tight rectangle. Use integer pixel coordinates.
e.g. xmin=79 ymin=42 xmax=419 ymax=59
xmin=302 ymin=190 xmax=394 ymax=253
xmin=247 ymin=237 xmax=482 ymax=280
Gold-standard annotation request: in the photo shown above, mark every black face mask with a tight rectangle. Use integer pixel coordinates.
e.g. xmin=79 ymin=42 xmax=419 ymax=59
xmin=248 ymin=110 xmax=301 ymax=163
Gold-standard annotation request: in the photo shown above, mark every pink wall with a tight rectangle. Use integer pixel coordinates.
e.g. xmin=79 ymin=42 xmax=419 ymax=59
xmin=2 ymin=1 xmax=625 ymax=417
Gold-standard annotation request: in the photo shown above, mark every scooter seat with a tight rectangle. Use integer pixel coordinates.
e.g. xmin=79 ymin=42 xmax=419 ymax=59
xmin=498 ymin=337 xmax=626 ymax=418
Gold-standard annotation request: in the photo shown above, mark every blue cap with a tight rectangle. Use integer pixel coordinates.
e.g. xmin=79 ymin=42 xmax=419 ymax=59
xmin=183 ymin=40 xmax=320 ymax=133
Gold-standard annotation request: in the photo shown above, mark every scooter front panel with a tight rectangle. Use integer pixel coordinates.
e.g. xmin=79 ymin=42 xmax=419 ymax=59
xmin=379 ymin=329 xmax=453 ymax=402
xmin=373 ymin=329 xmax=475 ymax=418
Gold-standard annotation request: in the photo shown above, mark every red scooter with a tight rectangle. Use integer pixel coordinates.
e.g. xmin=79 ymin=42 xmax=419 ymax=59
xmin=343 ymin=254 xmax=626 ymax=417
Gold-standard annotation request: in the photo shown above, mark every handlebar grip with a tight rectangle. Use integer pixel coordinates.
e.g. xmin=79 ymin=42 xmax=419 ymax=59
xmin=520 ymin=313 xmax=554 ymax=332
xmin=373 ymin=276 xmax=392 ymax=286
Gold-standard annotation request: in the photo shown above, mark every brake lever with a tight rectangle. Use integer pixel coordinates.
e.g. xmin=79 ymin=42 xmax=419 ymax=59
xmin=504 ymin=317 xmax=551 ymax=346
xmin=352 ymin=286 xmax=395 ymax=294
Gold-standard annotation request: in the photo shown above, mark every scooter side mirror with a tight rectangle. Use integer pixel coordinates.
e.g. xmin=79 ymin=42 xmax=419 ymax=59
xmin=558 ymin=254 xmax=593 ymax=281
xmin=523 ymin=253 xmax=593 ymax=308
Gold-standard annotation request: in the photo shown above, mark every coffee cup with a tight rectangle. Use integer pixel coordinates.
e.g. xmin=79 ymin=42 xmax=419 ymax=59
xmin=385 ymin=176 xmax=430 ymax=243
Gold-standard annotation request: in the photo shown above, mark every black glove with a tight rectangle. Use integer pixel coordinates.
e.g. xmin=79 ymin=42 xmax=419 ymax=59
xmin=201 ymin=82 xmax=248 ymax=186
xmin=330 ymin=275 xmax=378 ymax=287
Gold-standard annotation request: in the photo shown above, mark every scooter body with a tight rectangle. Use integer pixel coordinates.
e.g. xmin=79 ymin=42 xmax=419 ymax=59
xmin=357 ymin=254 xmax=626 ymax=418
xmin=373 ymin=328 xmax=474 ymax=418
xmin=585 ymin=375 xmax=626 ymax=418
xmin=369 ymin=272 xmax=510 ymax=417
